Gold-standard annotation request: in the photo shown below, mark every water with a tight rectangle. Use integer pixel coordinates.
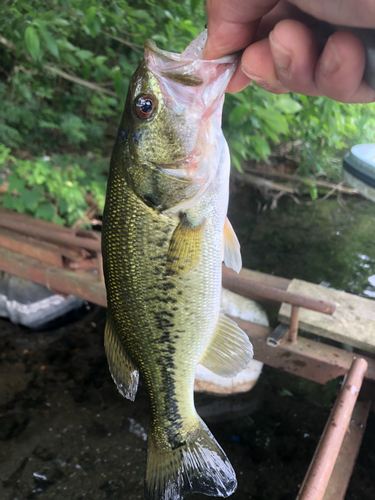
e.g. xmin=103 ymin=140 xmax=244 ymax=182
xmin=1 ymin=188 xmax=375 ymax=500
xmin=229 ymin=187 xmax=375 ymax=298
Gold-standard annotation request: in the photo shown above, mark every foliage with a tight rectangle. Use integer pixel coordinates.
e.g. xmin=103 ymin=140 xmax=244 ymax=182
xmin=0 ymin=144 xmax=107 ymax=225
xmin=224 ymin=88 xmax=302 ymax=171
xmin=0 ymin=0 xmax=205 ymax=154
xmin=224 ymin=87 xmax=375 ymax=176
xmin=291 ymin=96 xmax=375 ymax=176
xmin=1 ymin=0 xmax=375 ymax=225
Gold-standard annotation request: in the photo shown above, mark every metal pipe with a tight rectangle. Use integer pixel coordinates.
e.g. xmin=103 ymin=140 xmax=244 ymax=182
xmin=222 ymin=267 xmax=336 ymax=315
xmin=289 ymin=306 xmax=299 ymax=343
xmin=297 ymin=357 xmax=368 ymax=500
xmin=0 ymin=219 xmax=101 ymax=252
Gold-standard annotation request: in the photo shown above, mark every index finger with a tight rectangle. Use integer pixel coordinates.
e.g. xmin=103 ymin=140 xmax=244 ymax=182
xmin=204 ymin=0 xmax=279 ymax=60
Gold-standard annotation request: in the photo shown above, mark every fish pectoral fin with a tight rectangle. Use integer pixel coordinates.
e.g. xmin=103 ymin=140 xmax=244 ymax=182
xmin=199 ymin=312 xmax=253 ymax=378
xmin=104 ymin=318 xmax=139 ymax=401
xmin=166 ymin=215 xmax=205 ymax=276
xmin=223 ymin=216 xmax=242 ymax=273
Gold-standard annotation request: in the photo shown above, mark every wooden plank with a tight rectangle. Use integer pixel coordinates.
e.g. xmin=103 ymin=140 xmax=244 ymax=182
xmin=223 ymin=267 xmax=334 ymax=313
xmin=323 ymin=400 xmax=371 ymax=500
xmin=0 ymin=218 xmax=101 ymax=252
xmin=0 ymin=228 xmax=63 ymax=267
xmin=227 ymin=265 xmax=291 ymax=290
xmin=0 ymin=208 xmax=73 ymax=233
xmin=0 ymin=247 xmax=106 ymax=307
xmin=279 ymin=279 xmax=375 ymax=352
xmin=235 ymin=319 xmax=375 ymax=384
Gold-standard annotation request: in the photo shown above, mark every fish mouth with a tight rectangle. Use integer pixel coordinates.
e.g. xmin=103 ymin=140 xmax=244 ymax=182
xmin=153 ymin=144 xmax=207 ymax=179
xmin=144 ymin=38 xmax=238 ymax=88
xmin=153 ymin=157 xmax=196 ymax=180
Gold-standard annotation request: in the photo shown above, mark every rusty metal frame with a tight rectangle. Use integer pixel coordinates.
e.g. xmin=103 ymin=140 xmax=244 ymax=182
xmin=0 ymin=247 xmax=107 ymax=307
xmin=1 ymin=245 xmax=375 ymax=383
xmin=297 ymin=358 xmax=369 ymax=500
xmin=322 ymin=399 xmax=371 ymax=500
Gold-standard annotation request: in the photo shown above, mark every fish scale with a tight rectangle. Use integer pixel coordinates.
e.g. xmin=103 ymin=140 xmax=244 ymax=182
xmin=102 ymin=32 xmax=253 ymax=500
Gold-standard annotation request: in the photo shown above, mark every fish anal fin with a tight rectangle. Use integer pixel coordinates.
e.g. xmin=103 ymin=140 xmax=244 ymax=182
xmin=104 ymin=318 xmax=139 ymax=401
xmin=199 ymin=312 xmax=253 ymax=378
xmin=166 ymin=215 xmax=205 ymax=277
xmin=146 ymin=418 xmax=237 ymax=499
xmin=223 ymin=216 xmax=242 ymax=273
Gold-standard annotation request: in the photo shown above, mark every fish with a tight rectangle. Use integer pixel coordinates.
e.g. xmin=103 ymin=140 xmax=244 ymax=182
xmin=102 ymin=31 xmax=254 ymax=500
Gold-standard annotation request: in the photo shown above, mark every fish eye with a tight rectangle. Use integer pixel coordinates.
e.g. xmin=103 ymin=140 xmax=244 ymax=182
xmin=134 ymin=94 xmax=156 ymax=119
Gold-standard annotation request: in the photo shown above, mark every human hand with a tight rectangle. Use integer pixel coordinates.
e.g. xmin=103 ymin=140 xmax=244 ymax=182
xmin=204 ymin=0 xmax=375 ymax=102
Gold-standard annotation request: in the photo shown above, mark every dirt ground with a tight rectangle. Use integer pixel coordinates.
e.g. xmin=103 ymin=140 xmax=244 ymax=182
xmin=0 ymin=306 xmax=374 ymax=500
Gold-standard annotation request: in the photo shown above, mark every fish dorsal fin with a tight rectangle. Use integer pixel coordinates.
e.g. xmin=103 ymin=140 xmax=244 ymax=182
xmin=104 ymin=318 xmax=139 ymax=401
xmin=166 ymin=215 xmax=205 ymax=276
xmin=199 ymin=313 xmax=253 ymax=378
xmin=223 ymin=217 xmax=242 ymax=273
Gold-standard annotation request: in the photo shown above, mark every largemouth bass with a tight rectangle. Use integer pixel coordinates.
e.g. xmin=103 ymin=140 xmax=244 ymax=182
xmin=102 ymin=31 xmax=253 ymax=500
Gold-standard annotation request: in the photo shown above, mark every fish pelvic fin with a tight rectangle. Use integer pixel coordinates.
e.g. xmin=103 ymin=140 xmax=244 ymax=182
xmin=166 ymin=215 xmax=205 ymax=277
xmin=145 ymin=418 xmax=237 ymax=500
xmin=223 ymin=217 xmax=242 ymax=274
xmin=104 ymin=317 xmax=139 ymax=401
xmin=199 ymin=313 xmax=254 ymax=378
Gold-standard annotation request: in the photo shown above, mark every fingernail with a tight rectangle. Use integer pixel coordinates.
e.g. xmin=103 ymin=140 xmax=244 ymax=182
xmin=246 ymin=76 xmax=269 ymax=88
xmin=320 ymin=36 xmax=342 ymax=77
xmin=241 ymin=63 xmax=266 ymax=85
xmin=269 ymin=30 xmax=291 ymax=71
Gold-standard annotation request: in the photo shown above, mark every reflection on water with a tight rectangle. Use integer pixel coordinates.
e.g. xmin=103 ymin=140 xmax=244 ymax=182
xmin=229 ymin=187 xmax=375 ymax=298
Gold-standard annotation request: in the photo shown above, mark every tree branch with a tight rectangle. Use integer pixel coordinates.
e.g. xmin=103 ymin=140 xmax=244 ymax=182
xmin=43 ymin=64 xmax=117 ymax=97
xmin=244 ymin=166 xmax=359 ymax=195
xmin=45 ymin=1 xmax=143 ymax=52
xmin=100 ymin=30 xmax=143 ymax=53
xmin=0 ymin=35 xmax=16 ymax=52
xmin=0 ymin=36 xmax=118 ymax=98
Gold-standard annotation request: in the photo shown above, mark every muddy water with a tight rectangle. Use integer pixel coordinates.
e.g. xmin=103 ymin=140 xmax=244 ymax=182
xmin=1 ymin=186 xmax=375 ymax=500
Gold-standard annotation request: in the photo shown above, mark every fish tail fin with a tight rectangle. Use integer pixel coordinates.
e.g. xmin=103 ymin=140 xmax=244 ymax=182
xmin=145 ymin=418 xmax=237 ymax=500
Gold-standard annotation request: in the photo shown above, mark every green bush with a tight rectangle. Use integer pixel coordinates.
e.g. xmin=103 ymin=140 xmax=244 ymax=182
xmin=1 ymin=0 xmax=375 ymax=225
xmin=0 ymin=145 xmax=107 ymax=226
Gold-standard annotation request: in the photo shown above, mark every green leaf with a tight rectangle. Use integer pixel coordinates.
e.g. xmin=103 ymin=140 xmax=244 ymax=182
xmin=58 ymin=198 xmax=68 ymax=214
xmin=229 ymin=103 xmax=250 ymax=126
xmin=257 ymin=109 xmax=289 ymax=134
xmin=24 ymin=26 xmax=41 ymax=61
xmin=2 ymin=195 xmax=15 ymax=211
xmin=275 ymin=96 xmax=302 ymax=114
xmin=51 ymin=18 xmax=70 ymax=27
xmin=250 ymin=136 xmax=271 ymax=160
xmin=11 ymin=197 xmax=26 ymax=213
xmin=62 ymin=52 xmax=79 ymax=67
xmin=82 ymin=63 xmax=91 ymax=80
xmin=76 ymin=50 xmax=94 ymax=61
xmin=231 ymin=154 xmax=243 ymax=172
xmin=35 ymin=202 xmax=55 ymax=221
xmin=262 ymin=125 xmax=279 ymax=143
xmin=20 ymin=187 xmax=44 ymax=210
xmin=56 ymin=39 xmax=77 ymax=51
xmin=94 ymin=55 xmax=108 ymax=66
xmin=0 ymin=145 xmax=15 ymax=165
xmin=279 ymin=388 xmax=293 ymax=397
xmin=310 ymin=186 xmax=318 ymax=200
xmin=40 ymin=28 xmax=59 ymax=58
xmin=85 ymin=6 xmax=97 ymax=23
xmin=8 ymin=174 xmax=25 ymax=193
xmin=190 ymin=0 xmax=201 ymax=13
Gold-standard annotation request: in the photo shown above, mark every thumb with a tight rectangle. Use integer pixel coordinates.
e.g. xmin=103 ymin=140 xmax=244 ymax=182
xmin=204 ymin=0 xmax=279 ymax=59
